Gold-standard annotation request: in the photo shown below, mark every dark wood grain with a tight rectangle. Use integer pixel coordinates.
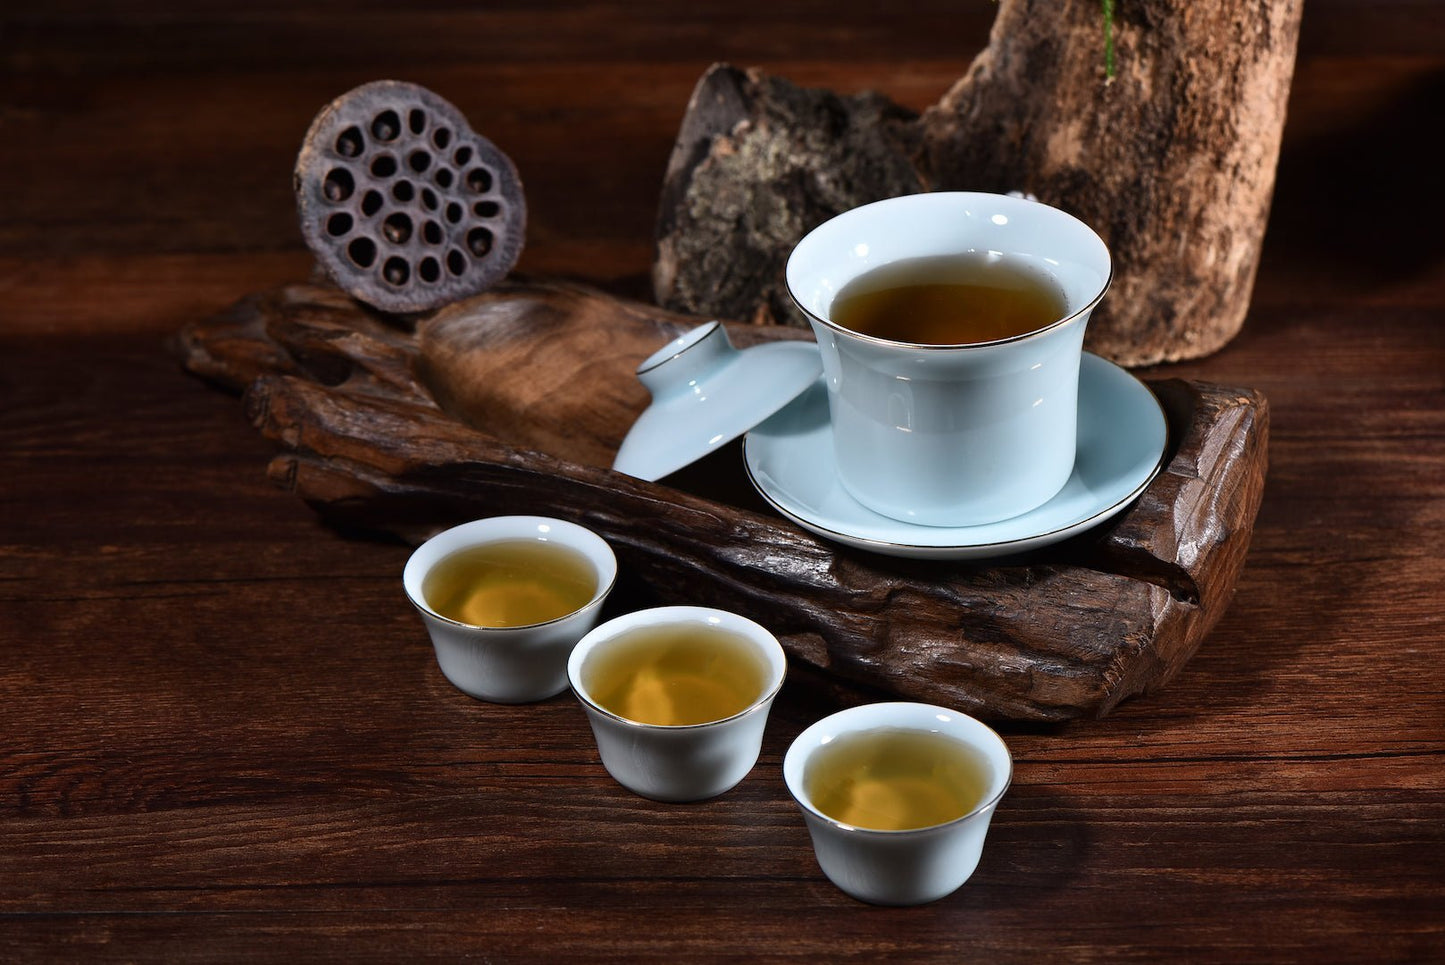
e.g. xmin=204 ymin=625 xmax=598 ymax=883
xmin=2 ymin=1 xmax=1442 ymax=961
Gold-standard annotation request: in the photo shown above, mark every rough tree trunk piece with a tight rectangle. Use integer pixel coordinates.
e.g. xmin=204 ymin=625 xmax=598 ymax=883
xmin=653 ymin=0 xmax=1305 ymax=367
xmin=653 ymin=65 xmax=924 ymax=329
xmin=175 ymin=279 xmax=1268 ymax=722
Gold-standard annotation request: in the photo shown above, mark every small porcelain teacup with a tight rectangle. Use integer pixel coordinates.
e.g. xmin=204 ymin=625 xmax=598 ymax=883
xmin=786 ymin=192 xmax=1111 ymax=527
xmin=403 ymin=516 xmax=617 ymax=703
xmin=783 ymin=701 xmax=1013 ymax=905
xmin=568 ymin=606 xmax=787 ymax=802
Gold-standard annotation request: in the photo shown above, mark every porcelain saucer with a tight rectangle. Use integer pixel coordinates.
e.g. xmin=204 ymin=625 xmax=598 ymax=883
xmin=742 ymin=353 xmax=1169 ymax=560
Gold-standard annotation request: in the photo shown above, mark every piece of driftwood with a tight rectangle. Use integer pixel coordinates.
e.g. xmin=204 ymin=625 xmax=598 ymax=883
xmin=654 ymin=0 xmax=1304 ymax=366
xmin=175 ymin=279 xmax=1268 ymax=722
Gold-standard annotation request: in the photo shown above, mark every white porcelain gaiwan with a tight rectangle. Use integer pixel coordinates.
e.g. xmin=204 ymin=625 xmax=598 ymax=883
xmin=612 ymin=322 xmax=822 ymax=481
xmin=786 ymin=191 xmax=1112 ymax=527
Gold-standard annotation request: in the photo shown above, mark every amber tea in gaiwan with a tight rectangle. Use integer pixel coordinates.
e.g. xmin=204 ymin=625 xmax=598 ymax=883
xmin=830 ymin=251 xmax=1067 ymax=346
xmin=582 ymin=622 xmax=770 ymax=726
xmin=422 ymin=538 xmax=597 ymax=628
xmin=803 ymin=727 xmax=992 ymax=831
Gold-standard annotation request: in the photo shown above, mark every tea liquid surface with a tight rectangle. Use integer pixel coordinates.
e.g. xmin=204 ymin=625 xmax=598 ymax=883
xmin=583 ymin=623 xmax=770 ymax=726
xmin=803 ymin=727 xmax=992 ymax=831
xmin=422 ymin=538 xmax=597 ymax=628
xmin=830 ymin=252 xmax=1067 ymax=345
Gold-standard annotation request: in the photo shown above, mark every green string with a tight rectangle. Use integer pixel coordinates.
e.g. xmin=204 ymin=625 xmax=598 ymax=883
xmin=1102 ymin=0 xmax=1117 ymax=79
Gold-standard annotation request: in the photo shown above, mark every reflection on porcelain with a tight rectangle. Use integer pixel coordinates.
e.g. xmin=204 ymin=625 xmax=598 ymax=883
xmin=743 ymin=353 xmax=1168 ymax=561
xmin=784 ymin=702 xmax=1013 ymax=906
xmin=402 ymin=516 xmax=617 ymax=703
xmin=786 ymin=192 xmax=1112 ymax=527
xmin=567 ymin=606 xmax=787 ymax=802
xmin=612 ymin=322 xmax=822 ymax=481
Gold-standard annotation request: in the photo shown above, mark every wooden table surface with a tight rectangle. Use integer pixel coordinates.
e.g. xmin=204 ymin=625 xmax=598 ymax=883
xmin=3 ymin=2 xmax=1442 ymax=960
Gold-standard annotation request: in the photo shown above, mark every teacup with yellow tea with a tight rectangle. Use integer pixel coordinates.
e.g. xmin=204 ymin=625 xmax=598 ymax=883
xmin=403 ymin=516 xmax=617 ymax=703
xmin=784 ymin=702 xmax=1012 ymax=905
xmin=568 ymin=606 xmax=787 ymax=802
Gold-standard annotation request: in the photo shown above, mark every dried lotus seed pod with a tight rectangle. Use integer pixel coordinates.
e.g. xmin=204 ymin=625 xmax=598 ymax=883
xmin=294 ymin=80 xmax=526 ymax=314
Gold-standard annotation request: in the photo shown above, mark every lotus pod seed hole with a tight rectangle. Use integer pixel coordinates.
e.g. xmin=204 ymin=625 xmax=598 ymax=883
xmin=423 ymin=221 xmax=443 ymax=245
xmin=326 ymin=212 xmax=353 ymax=236
xmin=408 ymin=150 xmax=432 ymax=173
xmin=445 ymin=202 xmax=463 ymax=225
xmin=419 ymin=257 xmax=441 ymax=283
xmin=473 ymin=200 xmax=500 ymax=218
xmin=453 ymin=146 xmax=473 ymax=167
xmin=361 ymin=190 xmax=384 ymax=217
xmin=371 ymin=110 xmax=401 ymax=142
xmin=335 ymin=126 xmax=364 ymax=158
xmin=382 ymin=256 xmax=410 ymax=286
xmin=348 ymin=237 xmax=377 ymax=268
xmin=382 ymin=212 xmax=413 ymax=245
xmin=447 ymin=249 xmax=466 ymax=275
xmin=432 ymin=128 xmax=452 ymax=150
xmin=466 ymin=167 xmax=493 ymax=193
xmin=420 ymin=188 xmax=439 ymax=211
xmin=370 ymin=154 xmax=398 ymax=178
xmin=392 ymin=180 xmax=415 ymax=203
xmin=322 ymin=168 xmax=355 ymax=202
xmin=467 ymin=227 xmax=494 ymax=258
xmin=434 ymin=168 xmax=454 ymax=189
xmin=408 ymin=109 xmax=427 ymax=135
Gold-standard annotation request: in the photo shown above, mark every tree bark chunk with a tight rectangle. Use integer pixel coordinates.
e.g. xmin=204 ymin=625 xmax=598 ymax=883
xmin=653 ymin=0 xmax=1305 ymax=366
xmin=653 ymin=64 xmax=925 ymax=328
xmin=176 ymin=279 xmax=1269 ymax=722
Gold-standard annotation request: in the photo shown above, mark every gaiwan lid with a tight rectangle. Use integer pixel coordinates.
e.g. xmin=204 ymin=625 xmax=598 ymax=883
xmin=612 ymin=323 xmax=822 ymax=481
